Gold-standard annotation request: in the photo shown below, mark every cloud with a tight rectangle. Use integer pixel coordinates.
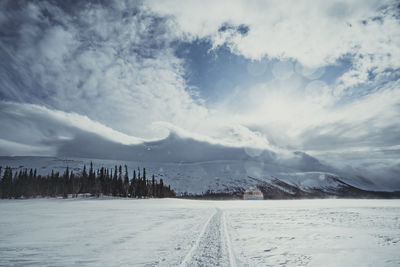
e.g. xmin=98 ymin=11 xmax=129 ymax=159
xmin=2 ymin=0 xmax=398 ymax=149
xmin=0 ymin=101 xmax=146 ymax=154
xmin=1 ymin=0 xmax=400 ymax=188
xmin=1 ymin=99 xmax=398 ymax=189
xmin=0 ymin=102 xmax=337 ymax=175
xmin=147 ymin=0 xmax=400 ymax=89
xmin=0 ymin=0 xmax=207 ymax=139
xmin=0 ymin=138 xmax=53 ymax=156
xmin=0 ymin=100 xmax=275 ymax=154
xmin=212 ymin=71 xmax=400 ymax=162
xmin=0 ymin=101 xmax=279 ymax=163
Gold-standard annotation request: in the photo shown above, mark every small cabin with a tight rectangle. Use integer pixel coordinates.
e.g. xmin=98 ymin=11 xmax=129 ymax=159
xmin=243 ymin=187 xmax=264 ymax=200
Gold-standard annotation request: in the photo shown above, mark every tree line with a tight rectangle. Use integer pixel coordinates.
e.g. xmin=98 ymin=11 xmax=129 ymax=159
xmin=0 ymin=163 xmax=175 ymax=199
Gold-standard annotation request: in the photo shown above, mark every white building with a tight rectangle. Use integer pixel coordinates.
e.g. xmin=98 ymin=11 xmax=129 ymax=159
xmin=243 ymin=187 xmax=264 ymax=200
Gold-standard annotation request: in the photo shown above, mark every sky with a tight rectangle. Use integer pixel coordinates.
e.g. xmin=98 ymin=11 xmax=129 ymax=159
xmin=0 ymin=0 xmax=400 ymax=186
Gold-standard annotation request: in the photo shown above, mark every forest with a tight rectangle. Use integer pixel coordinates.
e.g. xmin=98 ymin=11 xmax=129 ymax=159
xmin=0 ymin=163 xmax=175 ymax=199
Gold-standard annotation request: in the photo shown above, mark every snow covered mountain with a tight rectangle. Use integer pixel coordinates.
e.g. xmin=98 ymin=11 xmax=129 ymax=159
xmin=0 ymin=132 xmax=398 ymax=197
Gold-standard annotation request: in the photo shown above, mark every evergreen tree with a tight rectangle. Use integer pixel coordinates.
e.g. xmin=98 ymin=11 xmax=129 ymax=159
xmin=62 ymin=167 xmax=70 ymax=198
xmin=142 ymin=168 xmax=147 ymax=197
xmin=137 ymin=168 xmax=141 ymax=197
xmin=0 ymin=164 xmax=175 ymax=199
xmin=152 ymin=174 xmax=155 ymax=197
xmin=0 ymin=167 xmax=12 ymax=198
xmin=160 ymin=178 xmax=164 ymax=198
xmin=89 ymin=162 xmax=95 ymax=194
xmin=112 ymin=165 xmax=118 ymax=196
xmin=130 ymin=170 xmax=136 ymax=198
xmin=82 ymin=165 xmax=88 ymax=193
xmin=123 ymin=165 xmax=129 ymax=197
xmin=71 ymin=171 xmax=79 ymax=197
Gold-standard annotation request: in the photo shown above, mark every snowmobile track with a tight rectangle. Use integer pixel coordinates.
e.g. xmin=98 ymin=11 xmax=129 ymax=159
xmin=180 ymin=208 xmax=238 ymax=267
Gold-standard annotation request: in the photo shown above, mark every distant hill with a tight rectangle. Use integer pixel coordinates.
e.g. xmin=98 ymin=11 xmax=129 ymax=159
xmin=1 ymin=155 xmax=399 ymax=199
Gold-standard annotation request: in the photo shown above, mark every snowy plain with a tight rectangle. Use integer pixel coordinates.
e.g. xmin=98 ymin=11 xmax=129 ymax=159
xmin=0 ymin=198 xmax=399 ymax=266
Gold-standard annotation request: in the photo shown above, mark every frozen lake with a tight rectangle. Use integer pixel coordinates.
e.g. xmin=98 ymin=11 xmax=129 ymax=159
xmin=0 ymin=198 xmax=399 ymax=266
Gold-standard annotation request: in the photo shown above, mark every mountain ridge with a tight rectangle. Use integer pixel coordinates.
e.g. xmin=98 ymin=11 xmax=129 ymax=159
xmin=1 ymin=156 xmax=399 ymax=199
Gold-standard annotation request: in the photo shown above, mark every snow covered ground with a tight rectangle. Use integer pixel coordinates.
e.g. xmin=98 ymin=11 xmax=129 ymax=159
xmin=0 ymin=198 xmax=399 ymax=266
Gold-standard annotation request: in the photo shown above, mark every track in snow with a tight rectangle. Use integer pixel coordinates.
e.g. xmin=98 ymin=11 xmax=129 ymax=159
xmin=180 ymin=209 xmax=238 ymax=267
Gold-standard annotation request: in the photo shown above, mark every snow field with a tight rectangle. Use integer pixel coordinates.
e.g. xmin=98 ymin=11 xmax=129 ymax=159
xmin=222 ymin=199 xmax=400 ymax=267
xmin=0 ymin=198 xmax=399 ymax=266
xmin=0 ymin=198 xmax=213 ymax=266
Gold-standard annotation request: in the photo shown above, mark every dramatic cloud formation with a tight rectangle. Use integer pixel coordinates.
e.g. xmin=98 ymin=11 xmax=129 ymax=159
xmin=0 ymin=0 xmax=207 ymax=138
xmin=148 ymin=0 xmax=400 ymax=88
xmin=0 ymin=0 xmax=399 ymax=188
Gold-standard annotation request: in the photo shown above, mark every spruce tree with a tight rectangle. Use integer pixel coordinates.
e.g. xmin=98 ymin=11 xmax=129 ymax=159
xmin=62 ymin=167 xmax=69 ymax=198
xmin=123 ymin=165 xmax=129 ymax=197
xmin=143 ymin=168 xmax=147 ymax=197
xmin=160 ymin=178 xmax=164 ymax=198
xmin=89 ymin=162 xmax=94 ymax=194
xmin=82 ymin=165 xmax=88 ymax=193
xmin=130 ymin=170 xmax=136 ymax=198
xmin=0 ymin=163 xmax=175 ymax=199
xmin=112 ymin=166 xmax=118 ymax=196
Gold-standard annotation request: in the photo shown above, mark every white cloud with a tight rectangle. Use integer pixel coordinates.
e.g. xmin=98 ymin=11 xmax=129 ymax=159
xmin=0 ymin=138 xmax=54 ymax=156
xmin=143 ymin=0 xmax=400 ymax=166
xmin=224 ymin=79 xmax=400 ymax=156
xmin=0 ymin=101 xmax=146 ymax=148
xmin=147 ymin=0 xmax=400 ymax=89
xmin=0 ymin=100 xmax=276 ymax=156
xmin=1 ymin=0 xmax=208 ymax=139
xmin=1 ymin=0 xmax=400 ymax=186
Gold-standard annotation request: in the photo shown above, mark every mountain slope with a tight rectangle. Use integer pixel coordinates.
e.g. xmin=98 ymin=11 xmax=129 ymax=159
xmin=1 ymin=155 xmax=398 ymax=199
xmin=0 ymin=131 xmax=398 ymax=197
